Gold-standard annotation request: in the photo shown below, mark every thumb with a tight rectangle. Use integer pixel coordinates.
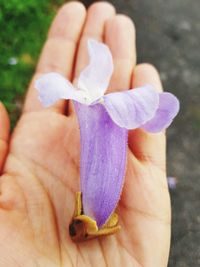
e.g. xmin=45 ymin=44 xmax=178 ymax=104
xmin=0 ymin=102 xmax=10 ymax=173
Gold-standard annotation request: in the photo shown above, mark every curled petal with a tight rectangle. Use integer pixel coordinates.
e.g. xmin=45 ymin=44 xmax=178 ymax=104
xmin=77 ymin=39 xmax=113 ymax=102
xmin=103 ymin=85 xmax=159 ymax=129
xmin=141 ymin=92 xmax=180 ymax=133
xmin=35 ymin=72 xmax=87 ymax=107
xmin=75 ymin=103 xmax=127 ymax=227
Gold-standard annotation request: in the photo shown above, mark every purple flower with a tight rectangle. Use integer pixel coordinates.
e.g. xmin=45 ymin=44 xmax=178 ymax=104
xmin=35 ymin=39 xmax=179 ymax=241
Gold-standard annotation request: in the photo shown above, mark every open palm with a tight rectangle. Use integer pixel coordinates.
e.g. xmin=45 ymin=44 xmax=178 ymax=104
xmin=0 ymin=2 xmax=170 ymax=267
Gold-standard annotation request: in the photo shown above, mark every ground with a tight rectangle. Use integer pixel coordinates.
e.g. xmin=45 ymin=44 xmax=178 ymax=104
xmin=1 ymin=0 xmax=200 ymax=266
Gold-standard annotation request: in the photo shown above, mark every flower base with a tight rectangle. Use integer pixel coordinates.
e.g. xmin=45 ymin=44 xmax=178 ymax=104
xmin=69 ymin=192 xmax=121 ymax=242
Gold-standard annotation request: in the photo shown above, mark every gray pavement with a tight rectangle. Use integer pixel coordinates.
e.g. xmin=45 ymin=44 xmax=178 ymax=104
xmin=82 ymin=0 xmax=200 ymax=266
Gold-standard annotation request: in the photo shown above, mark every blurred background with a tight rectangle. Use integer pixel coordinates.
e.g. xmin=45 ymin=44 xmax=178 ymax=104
xmin=0 ymin=0 xmax=199 ymax=266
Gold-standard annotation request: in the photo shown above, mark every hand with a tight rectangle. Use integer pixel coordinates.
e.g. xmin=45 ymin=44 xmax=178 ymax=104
xmin=0 ymin=2 xmax=170 ymax=267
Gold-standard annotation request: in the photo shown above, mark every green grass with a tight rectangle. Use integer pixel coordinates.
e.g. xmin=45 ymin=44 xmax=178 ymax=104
xmin=0 ymin=0 xmax=66 ymax=126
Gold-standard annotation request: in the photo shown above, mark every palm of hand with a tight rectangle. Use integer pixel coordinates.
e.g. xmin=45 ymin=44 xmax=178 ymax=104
xmin=0 ymin=3 xmax=170 ymax=267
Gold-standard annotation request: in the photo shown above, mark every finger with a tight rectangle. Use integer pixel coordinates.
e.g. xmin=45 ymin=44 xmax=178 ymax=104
xmin=23 ymin=2 xmax=86 ymax=113
xmin=129 ymin=63 xmax=166 ymax=169
xmin=67 ymin=2 xmax=115 ymax=115
xmin=104 ymin=15 xmax=136 ymax=93
xmin=74 ymin=2 xmax=116 ymax=80
xmin=0 ymin=102 xmax=10 ymax=173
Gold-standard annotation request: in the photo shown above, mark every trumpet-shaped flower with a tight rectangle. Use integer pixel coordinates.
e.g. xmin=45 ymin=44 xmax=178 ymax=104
xmin=35 ymin=39 xmax=179 ymax=241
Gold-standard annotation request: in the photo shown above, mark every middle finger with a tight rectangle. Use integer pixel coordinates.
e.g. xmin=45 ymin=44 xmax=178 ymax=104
xmin=74 ymin=2 xmax=116 ymax=81
xmin=104 ymin=14 xmax=136 ymax=93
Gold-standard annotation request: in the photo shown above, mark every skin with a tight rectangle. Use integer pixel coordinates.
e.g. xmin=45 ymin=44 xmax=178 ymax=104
xmin=0 ymin=2 xmax=171 ymax=267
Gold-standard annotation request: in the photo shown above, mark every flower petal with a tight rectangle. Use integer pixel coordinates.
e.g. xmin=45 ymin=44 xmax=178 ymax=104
xmin=75 ymin=102 xmax=127 ymax=227
xmin=103 ymin=85 xmax=159 ymax=129
xmin=35 ymin=72 xmax=87 ymax=107
xmin=77 ymin=39 xmax=113 ymax=102
xmin=141 ymin=92 xmax=180 ymax=133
